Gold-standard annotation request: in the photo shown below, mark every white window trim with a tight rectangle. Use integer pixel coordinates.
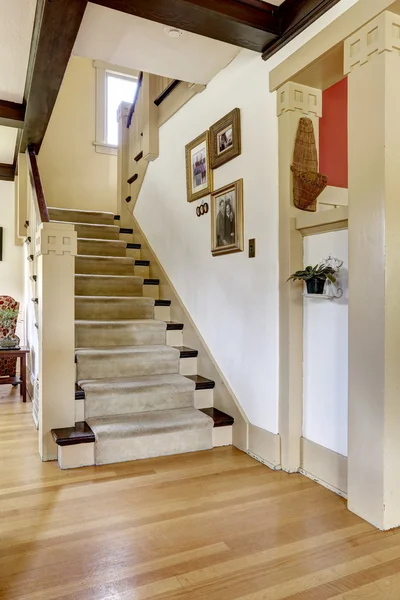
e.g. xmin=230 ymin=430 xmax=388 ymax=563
xmin=93 ymin=60 xmax=138 ymax=156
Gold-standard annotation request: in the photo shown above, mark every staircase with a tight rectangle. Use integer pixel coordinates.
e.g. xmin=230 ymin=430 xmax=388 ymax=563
xmin=49 ymin=207 xmax=233 ymax=468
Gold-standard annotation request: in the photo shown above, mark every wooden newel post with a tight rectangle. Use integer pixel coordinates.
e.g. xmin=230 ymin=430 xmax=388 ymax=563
xmin=36 ymin=222 xmax=77 ymax=461
xmin=117 ymin=101 xmax=131 ymax=224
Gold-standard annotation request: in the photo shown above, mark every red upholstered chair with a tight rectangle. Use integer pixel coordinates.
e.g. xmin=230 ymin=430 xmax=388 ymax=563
xmin=0 ymin=296 xmax=20 ymax=379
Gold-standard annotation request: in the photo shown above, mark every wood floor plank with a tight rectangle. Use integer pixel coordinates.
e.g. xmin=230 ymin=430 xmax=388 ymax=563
xmin=1 ymin=386 xmax=400 ymax=599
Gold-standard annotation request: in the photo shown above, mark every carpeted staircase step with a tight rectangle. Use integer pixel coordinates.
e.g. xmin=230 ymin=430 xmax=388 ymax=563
xmin=48 ymin=207 xmax=115 ymax=225
xmin=78 ymin=373 xmax=195 ymax=418
xmin=75 ymin=319 xmax=167 ymax=347
xmin=75 ymin=296 xmax=155 ymax=320
xmin=75 ymin=274 xmax=143 ymax=296
xmin=87 ymin=407 xmax=213 ymax=465
xmin=75 ymin=345 xmax=180 ymax=380
xmin=75 ymin=255 xmax=135 ymax=275
xmin=55 ymin=221 xmax=120 ymax=240
xmin=77 ymin=238 xmax=128 ymax=257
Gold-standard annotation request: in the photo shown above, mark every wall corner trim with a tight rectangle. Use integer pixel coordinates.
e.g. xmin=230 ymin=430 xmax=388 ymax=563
xmin=248 ymin=424 xmax=281 ymax=470
xmin=300 ymin=436 xmax=348 ymax=498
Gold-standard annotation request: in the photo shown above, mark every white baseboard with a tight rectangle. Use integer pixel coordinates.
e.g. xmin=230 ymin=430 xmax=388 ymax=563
xmin=300 ymin=437 xmax=348 ymax=498
xmin=247 ymin=424 xmax=281 ymax=470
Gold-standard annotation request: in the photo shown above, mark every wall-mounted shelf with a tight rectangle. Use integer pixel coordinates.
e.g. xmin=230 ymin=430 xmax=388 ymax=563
xmin=303 ymin=294 xmax=335 ymax=300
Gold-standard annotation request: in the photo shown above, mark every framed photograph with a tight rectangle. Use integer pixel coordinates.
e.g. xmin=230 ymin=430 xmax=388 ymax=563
xmin=211 ymin=179 xmax=244 ymax=256
xmin=185 ymin=131 xmax=213 ymax=202
xmin=210 ymin=108 xmax=241 ymax=169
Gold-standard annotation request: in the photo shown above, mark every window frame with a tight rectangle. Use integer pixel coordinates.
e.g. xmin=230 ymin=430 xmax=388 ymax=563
xmin=94 ymin=60 xmax=139 ymax=156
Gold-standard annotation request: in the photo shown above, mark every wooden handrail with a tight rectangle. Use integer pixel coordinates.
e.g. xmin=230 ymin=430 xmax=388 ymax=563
xmin=127 ymin=71 xmax=144 ymax=128
xmin=27 ymin=145 xmax=49 ymax=223
xmin=154 ymin=80 xmax=181 ymax=107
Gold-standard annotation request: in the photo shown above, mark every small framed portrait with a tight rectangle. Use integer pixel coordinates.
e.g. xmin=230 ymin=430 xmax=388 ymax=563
xmin=211 ymin=179 xmax=244 ymax=256
xmin=185 ymin=131 xmax=213 ymax=202
xmin=210 ymin=108 xmax=241 ymax=169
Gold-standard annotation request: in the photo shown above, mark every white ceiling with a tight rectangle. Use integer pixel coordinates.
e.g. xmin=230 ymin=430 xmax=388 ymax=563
xmin=0 ymin=0 xmax=36 ymax=103
xmin=0 ymin=0 xmax=35 ymax=164
xmin=73 ymin=3 xmax=241 ymax=85
xmin=0 ymin=126 xmax=17 ymax=164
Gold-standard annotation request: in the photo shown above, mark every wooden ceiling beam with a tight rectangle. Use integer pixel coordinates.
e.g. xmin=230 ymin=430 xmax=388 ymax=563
xmin=0 ymin=163 xmax=15 ymax=182
xmin=0 ymin=100 xmax=25 ymax=129
xmin=20 ymin=0 xmax=88 ymax=153
xmin=262 ymin=0 xmax=342 ymax=60
xmin=92 ymin=0 xmax=280 ymax=53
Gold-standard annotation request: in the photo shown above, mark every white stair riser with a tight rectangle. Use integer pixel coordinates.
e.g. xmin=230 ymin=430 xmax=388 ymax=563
xmin=126 ymin=248 xmax=141 ymax=259
xmin=75 ymin=387 xmax=213 ymax=420
xmin=75 ymin=299 xmax=154 ymax=320
xmin=75 ymin=324 xmax=166 ymax=348
xmin=143 ymin=284 xmax=159 ymax=300
xmin=119 ymin=232 xmax=134 ymax=243
xmin=166 ymin=330 xmax=183 ymax=346
xmin=179 ymin=356 xmax=197 ymax=376
xmin=134 ymin=265 xmax=150 ymax=278
xmin=93 ymin=429 xmax=211 ymax=465
xmin=77 ymin=241 xmax=127 ymax=257
xmin=75 ymin=355 xmax=195 ymax=380
xmin=154 ymin=305 xmax=171 ymax=321
xmin=75 ymin=258 xmax=135 ymax=276
xmin=213 ymin=426 xmax=233 ymax=447
xmin=58 ymin=443 xmax=95 ymax=469
xmin=194 ymin=388 xmax=214 ymax=409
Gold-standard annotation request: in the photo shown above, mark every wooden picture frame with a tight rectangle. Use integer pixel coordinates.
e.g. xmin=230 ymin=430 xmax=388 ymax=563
xmin=211 ymin=179 xmax=244 ymax=256
xmin=185 ymin=131 xmax=213 ymax=202
xmin=210 ymin=108 xmax=241 ymax=169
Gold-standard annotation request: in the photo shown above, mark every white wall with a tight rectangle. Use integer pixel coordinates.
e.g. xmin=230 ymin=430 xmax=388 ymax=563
xmin=135 ymin=0 xmax=359 ymax=434
xmin=136 ymin=50 xmax=279 ymax=431
xmin=303 ymin=230 xmax=348 ymax=457
xmin=39 ymin=57 xmax=117 ymax=214
xmin=0 ymin=181 xmax=25 ymax=343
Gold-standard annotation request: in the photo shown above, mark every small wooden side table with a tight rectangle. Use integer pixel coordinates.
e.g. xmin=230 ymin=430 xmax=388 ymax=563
xmin=0 ymin=347 xmax=30 ymax=402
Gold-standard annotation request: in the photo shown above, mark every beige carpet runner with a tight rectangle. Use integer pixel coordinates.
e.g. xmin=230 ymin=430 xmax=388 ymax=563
xmin=49 ymin=207 xmax=213 ymax=465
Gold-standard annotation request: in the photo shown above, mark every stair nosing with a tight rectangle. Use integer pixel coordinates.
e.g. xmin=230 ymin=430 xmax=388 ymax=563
xmin=199 ymin=407 xmax=234 ymax=428
xmin=51 ymin=421 xmax=95 ymax=446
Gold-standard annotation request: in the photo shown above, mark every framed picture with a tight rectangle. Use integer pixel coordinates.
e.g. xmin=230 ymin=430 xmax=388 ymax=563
xmin=211 ymin=179 xmax=244 ymax=256
xmin=185 ymin=131 xmax=213 ymax=202
xmin=210 ymin=108 xmax=241 ymax=169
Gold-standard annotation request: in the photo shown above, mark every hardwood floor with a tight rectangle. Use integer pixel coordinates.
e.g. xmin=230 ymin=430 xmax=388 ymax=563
xmin=1 ymin=386 xmax=400 ymax=599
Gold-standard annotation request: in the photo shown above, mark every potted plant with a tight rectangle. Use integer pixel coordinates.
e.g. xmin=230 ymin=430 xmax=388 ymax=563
xmin=287 ymin=263 xmax=337 ymax=295
xmin=0 ymin=307 xmax=19 ymax=348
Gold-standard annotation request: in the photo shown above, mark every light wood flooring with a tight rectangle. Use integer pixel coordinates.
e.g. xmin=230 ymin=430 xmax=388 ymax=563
xmin=1 ymin=386 xmax=400 ymax=599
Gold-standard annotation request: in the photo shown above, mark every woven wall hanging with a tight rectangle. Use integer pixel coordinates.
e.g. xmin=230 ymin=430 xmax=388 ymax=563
xmin=291 ymin=117 xmax=328 ymax=212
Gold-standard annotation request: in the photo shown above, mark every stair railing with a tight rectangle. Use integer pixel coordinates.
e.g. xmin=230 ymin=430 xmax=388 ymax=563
xmin=18 ymin=146 xmax=77 ymax=461
xmin=117 ymin=72 xmax=206 ymax=227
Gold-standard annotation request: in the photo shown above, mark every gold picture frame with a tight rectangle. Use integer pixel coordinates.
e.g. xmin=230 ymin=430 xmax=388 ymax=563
xmin=185 ymin=131 xmax=213 ymax=202
xmin=210 ymin=108 xmax=241 ymax=169
xmin=211 ymin=179 xmax=244 ymax=256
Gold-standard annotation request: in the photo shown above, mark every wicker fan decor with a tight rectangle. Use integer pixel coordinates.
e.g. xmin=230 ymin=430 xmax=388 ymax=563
xmin=291 ymin=117 xmax=328 ymax=212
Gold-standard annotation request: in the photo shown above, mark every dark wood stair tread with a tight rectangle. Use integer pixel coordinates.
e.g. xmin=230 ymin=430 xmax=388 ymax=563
xmin=75 ymin=383 xmax=85 ymax=400
xmin=144 ymin=278 xmax=160 ymax=285
xmin=135 ymin=260 xmax=150 ymax=266
xmin=186 ymin=375 xmax=215 ymax=390
xmin=127 ymin=243 xmax=141 ymax=249
xmin=200 ymin=407 xmax=234 ymax=428
xmin=155 ymin=299 xmax=171 ymax=307
xmin=166 ymin=322 xmax=183 ymax=330
xmin=174 ymin=346 xmax=198 ymax=358
xmin=120 ymin=227 xmax=133 ymax=234
xmin=114 ymin=215 xmax=121 ymax=221
xmin=52 ymin=422 xmax=95 ymax=446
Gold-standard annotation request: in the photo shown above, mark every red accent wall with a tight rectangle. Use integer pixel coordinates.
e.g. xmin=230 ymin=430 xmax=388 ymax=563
xmin=319 ymin=77 xmax=348 ymax=189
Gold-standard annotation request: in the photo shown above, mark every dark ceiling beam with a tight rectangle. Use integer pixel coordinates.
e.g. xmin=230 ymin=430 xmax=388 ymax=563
xmin=0 ymin=163 xmax=15 ymax=182
xmin=20 ymin=0 xmax=88 ymax=153
xmin=0 ymin=100 xmax=25 ymax=129
xmin=93 ymin=0 xmax=280 ymax=53
xmin=262 ymin=0 xmax=342 ymax=60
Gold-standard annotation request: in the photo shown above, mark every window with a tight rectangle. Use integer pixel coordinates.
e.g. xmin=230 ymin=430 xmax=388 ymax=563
xmin=106 ymin=73 xmax=137 ymax=146
xmin=94 ymin=61 xmax=139 ymax=155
